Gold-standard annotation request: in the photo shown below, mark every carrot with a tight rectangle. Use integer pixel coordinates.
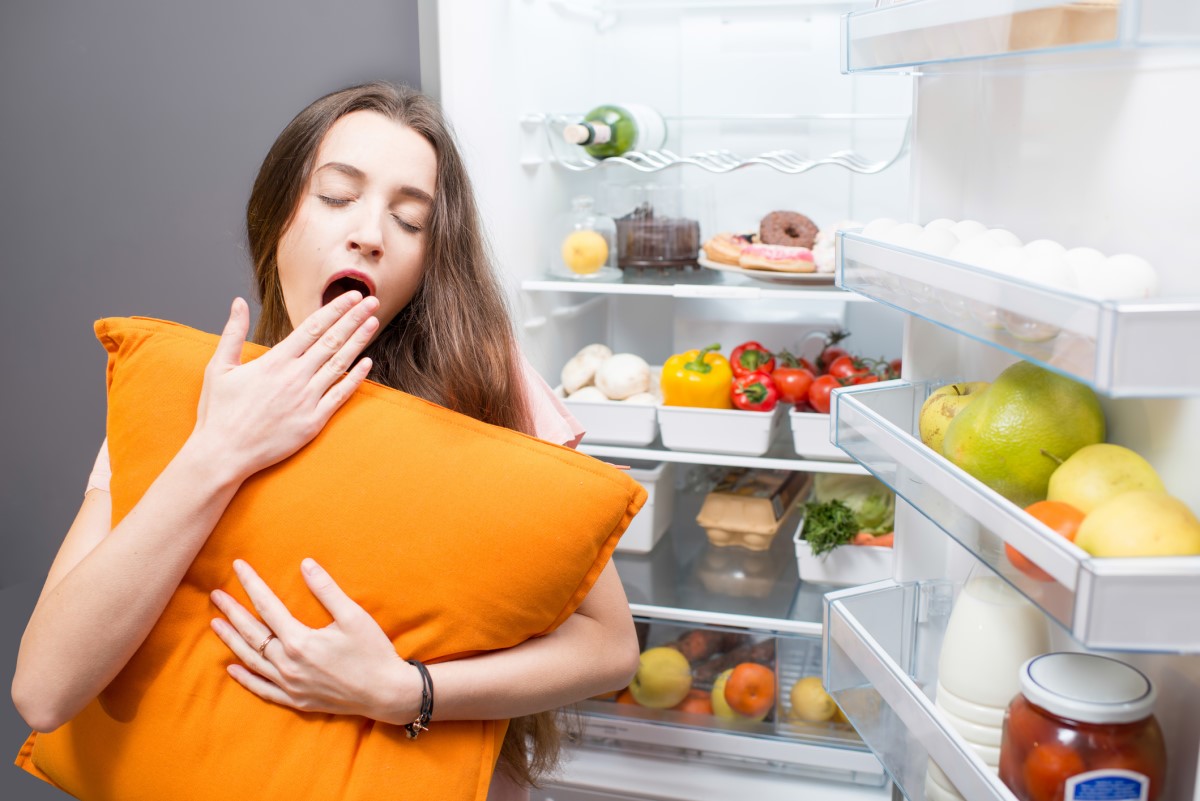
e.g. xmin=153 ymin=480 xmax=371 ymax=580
xmin=852 ymin=531 xmax=875 ymax=546
xmin=854 ymin=531 xmax=894 ymax=547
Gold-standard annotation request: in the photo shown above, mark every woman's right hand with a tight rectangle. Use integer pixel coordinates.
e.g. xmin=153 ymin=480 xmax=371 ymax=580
xmin=190 ymin=293 xmax=380 ymax=483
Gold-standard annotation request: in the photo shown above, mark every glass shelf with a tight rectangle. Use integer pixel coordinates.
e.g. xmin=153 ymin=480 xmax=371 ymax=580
xmin=522 ymin=113 xmax=911 ymax=175
xmin=841 ymin=0 xmax=1200 ymax=74
xmin=614 ymin=480 xmax=841 ymax=635
xmin=583 ymin=435 xmax=870 ymax=476
xmin=824 ymin=579 xmax=1019 ymax=801
xmin=836 ymin=231 xmax=1200 ymax=397
xmin=579 ymin=618 xmax=885 ymax=787
xmin=831 ymin=379 xmax=1200 ymax=652
xmin=522 ymin=271 xmax=873 ymax=302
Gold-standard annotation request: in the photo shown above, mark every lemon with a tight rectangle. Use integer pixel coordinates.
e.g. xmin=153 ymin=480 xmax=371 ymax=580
xmin=942 ymin=362 xmax=1105 ymax=508
xmin=1047 ymin=443 xmax=1165 ymax=514
xmin=561 ymin=230 xmax=609 ymax=274
xmin=1075 ymin=490 xmax=1200 ymax=557
xmin=788 ymin=676 xmax=838 ymax=723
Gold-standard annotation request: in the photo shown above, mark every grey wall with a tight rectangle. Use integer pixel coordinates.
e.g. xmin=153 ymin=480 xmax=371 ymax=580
xmin=0 ymin=2 xmax=423 ymax=796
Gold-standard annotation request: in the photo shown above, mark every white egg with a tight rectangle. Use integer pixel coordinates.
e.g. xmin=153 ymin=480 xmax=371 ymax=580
xmin=911 ymin=227 xmax=960 ymax=256
xmin=1085 ymin=254 xmax=1160 ymax=300
xmin=862 ymin=217 xmax=899 ymax=240
xmin=948 ymin=236 xmax=1001 ymax=267
xmin=1023 ymin=239 xmax=1067 ymax=259
xmin=1026 ymin=253 xmax=1076 ymax=290
xmin=924 ymin=218 xmax=957 ymax=232
xmin=979 ymin=246 xmax=1028 ymax=276
xmin=1064 ymin=247 xmax=1107 ymax=287
xmin=950 ymin=219 xmax=989 ymax=241
xmin=881 ymin=222 xmax=926 ymax=247
xmin=984 ymin=228 xmax=1022 ymax=248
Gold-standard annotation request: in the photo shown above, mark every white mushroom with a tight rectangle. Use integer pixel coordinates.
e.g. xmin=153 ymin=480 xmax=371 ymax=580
xmin=561 ymin=344 xmax=613 ymax=395
xmin=623 ymin=392 xmax=657 ymax=405
xmin=594 ymin=353 xmax=652 ymax=400
xmin=565 ymin=386 xmax=608 ymax=403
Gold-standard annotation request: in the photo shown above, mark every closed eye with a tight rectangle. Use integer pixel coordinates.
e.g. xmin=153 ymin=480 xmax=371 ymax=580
xmin=318 ymin=195 xmax=351 ymax=207
xmin=393 ymin=215 xmax=422 ymax=234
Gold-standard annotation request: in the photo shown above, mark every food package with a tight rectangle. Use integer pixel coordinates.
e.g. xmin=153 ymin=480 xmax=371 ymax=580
xmin=696 ymin=468 xmax=811 ymax=551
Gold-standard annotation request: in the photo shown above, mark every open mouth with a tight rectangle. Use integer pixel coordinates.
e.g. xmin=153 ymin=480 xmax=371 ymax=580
xmin=322 ymin=273 xmax=375 ymax=307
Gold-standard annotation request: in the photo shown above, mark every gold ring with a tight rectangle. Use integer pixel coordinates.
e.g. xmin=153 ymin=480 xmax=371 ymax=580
xmin=256 ymin=633 xmax=277 ymax=658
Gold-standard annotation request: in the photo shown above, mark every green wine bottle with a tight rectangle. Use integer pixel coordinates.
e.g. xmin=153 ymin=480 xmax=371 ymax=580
xmin=562 ymin=103 xmax=667 ymax=159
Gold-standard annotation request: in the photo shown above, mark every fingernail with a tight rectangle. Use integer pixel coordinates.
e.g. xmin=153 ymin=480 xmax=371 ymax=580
xmin=233 ymin=559 xmax=246 ymax=573
xmin=210 ymin=589 xmax=223 ymax=604
xmin=302 ymin=558 xmax=319 ymax=576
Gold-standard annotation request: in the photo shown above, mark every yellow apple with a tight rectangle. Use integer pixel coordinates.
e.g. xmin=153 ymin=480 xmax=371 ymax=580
xmin=918 ymin=381 xmax=989 ymax=455
xmin=628 ymin=647 xmax=692 ymax=709
xmin=561 ymin=230 xmax=609 ymax=275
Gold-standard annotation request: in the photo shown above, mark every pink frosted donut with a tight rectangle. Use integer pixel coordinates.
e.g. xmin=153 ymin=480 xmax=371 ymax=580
xmin=739 ymin=244 xmax=816 ymax=273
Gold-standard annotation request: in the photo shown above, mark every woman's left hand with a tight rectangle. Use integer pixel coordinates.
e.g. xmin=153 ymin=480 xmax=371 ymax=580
xmin=209 ymin=558 xmax=417 ymax=724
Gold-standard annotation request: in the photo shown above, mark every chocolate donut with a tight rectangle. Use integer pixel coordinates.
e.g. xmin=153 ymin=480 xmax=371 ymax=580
xmin=760 ymin=211 xmax=818 ymax=249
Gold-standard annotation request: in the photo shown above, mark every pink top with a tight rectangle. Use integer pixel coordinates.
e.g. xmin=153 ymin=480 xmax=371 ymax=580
xmin=84 ymin=352 xmax=583 ymax=801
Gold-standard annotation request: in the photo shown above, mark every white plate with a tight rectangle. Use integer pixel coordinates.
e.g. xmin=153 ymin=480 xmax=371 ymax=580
xmin=697 ymin=254 xmax=836 ymax=286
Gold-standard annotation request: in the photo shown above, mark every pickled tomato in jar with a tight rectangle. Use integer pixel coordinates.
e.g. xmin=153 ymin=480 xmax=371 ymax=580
xmin=999 ymin=653 xmax=1166 ymax=801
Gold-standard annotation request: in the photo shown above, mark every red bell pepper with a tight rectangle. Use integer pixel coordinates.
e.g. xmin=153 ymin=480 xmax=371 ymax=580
xmin=731 ymin=372 xmax=780 ymax=412
xmin=729 ymin=341 xmax=775 ymax=378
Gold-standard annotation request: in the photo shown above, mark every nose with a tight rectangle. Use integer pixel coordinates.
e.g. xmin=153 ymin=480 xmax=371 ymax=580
xmin=347 ymin=207 xmax=385 ymax=259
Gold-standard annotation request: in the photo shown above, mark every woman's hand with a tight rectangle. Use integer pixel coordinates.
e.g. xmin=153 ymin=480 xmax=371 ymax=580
xmin=209 ymin=558 xmax=419 ymax=724
xmin=191 ymin=293 xmax=380 ymax=484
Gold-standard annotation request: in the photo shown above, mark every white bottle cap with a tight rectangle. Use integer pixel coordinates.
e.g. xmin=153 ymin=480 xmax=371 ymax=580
xmin=1019 ymin=653 xmax=1155 ymax=724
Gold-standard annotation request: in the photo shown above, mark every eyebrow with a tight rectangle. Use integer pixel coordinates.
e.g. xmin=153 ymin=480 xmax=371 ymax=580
xmin=315 ymin=161 xmax=434 ymax=204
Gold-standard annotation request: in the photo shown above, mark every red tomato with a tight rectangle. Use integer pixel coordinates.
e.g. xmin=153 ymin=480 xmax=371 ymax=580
xmin=1023 ymin=743 xmax=1085 ymax=801
xmin=853 ymin=375 xmax=881 ymax=385
xmin=808 ymin=374 xmax=843 ymax=414
xmin=771 ymin=366 xmax=815 ymax=404
xmin=816 ymin=346 xmax=850 ymax=375
xmin=828 ymin=354 xmax=872 ymax=381
xmin=1006 ymin=501 xmax=1084 ymax=582
xmin=888 ymin=358 xmax=902 ymax=378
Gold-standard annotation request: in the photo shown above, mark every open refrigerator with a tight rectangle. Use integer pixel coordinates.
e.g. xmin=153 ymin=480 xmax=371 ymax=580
xmin=426 ymin=1 xmax=1200 ymax=799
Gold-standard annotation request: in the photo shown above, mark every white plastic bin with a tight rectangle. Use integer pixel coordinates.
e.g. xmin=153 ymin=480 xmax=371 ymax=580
xmin=619 ymin=460 xmax=675 ymax=554
xmin=788 ymin=407 xmax=851 ymax=461
xmin=657 ymin=404 xmax=784 ymax=456
xmin=557 ymin=388 xmax=660 ymax=446
xmin=793 ymin=516 xmax=894 ymax=587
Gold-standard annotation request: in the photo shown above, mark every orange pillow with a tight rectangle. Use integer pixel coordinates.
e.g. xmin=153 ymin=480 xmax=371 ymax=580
xmin=16 ymin=316 xmax=645 ymax=801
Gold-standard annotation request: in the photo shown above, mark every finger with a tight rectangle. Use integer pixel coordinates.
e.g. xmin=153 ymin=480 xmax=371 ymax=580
xmin=210 ymin=588 xmax=276 ymax=652
xmin=297 ymin=295 xmax=379 ymax=377
xmin=300 ymin=559 xmax=366 ymax=625
xmin=271 ymin=290 xmax=364 ymax=361
xmin=231 ymin=559 xmax=306 ymax=640
xmin=314 ymin=356 xmax=373 ymax=421
xmin=225 ymin=663 xmax=303 ymax=710
xmin=209 ymin=616 xmax=284 ymax=685
xmin=209 ymin=297 xmax=249 ymax=371
xmin=306 ymin=313 xmax=378 ymax=398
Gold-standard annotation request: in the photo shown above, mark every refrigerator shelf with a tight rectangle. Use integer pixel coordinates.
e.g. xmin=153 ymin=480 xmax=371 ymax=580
xmin=836 ymin=231 xmax=1200 ymax=397
xmin=823 ymin=579 xmax=1019 ymax=801
xmin=582 ymin=439 xmax=869 ymax=475
xmin=580 ymin=630 xmax=886 ymax=788
xmin=613 ymin=481 xmax=833 ymax=636
xmin=841 ymin=0 xmax=1200 ymax=74
xmin=523 ymin=113 xmax=911 ymax=175
xmin=831 ymin=379 xmax=1200 ymax=652
xmin=523 ymin=274 xmax=873 ymax=302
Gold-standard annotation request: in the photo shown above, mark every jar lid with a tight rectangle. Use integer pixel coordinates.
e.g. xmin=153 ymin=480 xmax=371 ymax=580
xmin=1019 ymin=653 xmax=1155 ymax=724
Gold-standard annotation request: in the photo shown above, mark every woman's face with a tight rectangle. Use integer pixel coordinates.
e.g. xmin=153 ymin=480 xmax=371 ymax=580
xmin=276 ymin=110 xmax=437 ymax=337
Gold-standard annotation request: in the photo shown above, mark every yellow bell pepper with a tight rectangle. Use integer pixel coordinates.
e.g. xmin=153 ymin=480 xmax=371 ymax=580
xmin=661 ymin=344 xmax=733 ymax=409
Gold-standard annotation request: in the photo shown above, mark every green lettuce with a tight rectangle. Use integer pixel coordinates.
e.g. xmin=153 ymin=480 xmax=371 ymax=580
xmin=812 ymin=473 xmax=895 ymax=534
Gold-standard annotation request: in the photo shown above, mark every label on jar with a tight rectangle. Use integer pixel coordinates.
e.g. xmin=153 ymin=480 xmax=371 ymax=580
xmin=1064 ymin=769 xmax=1149 ymax=801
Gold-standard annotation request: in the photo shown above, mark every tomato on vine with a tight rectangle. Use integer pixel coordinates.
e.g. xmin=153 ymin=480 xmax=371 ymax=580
xmin=807 ymin=374 xmax=845 ymax=414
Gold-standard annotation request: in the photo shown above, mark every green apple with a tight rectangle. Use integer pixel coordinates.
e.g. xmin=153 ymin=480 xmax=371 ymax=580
xmin=710 ymin=668 xmax=769 ymax=722
xmin=628 ymin=647 xmax=692 ymax=709
xmin=918 ymin=382 xmax=989 ymax=455
xmin=1046 ymin=443 xmax=1165 ymax=514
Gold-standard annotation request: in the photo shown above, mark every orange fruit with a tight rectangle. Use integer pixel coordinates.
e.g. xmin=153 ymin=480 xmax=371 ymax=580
xmin=673 ymin=689 xmax=714 ymax=716
xmin=1006 ymin=500 xmax=1084 ymax=582
xmin=616 ymin=689 xmax=638 ymax=705
xmin=724 ymin=662 xmax=776 ymax=718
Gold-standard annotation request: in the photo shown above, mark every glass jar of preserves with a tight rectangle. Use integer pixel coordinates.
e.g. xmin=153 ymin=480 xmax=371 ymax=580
xmin=1000 ymin=652 xmax=1166 ymax=801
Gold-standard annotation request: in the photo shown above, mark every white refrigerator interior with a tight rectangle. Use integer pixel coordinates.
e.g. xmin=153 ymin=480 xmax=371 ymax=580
xmin=431 ymin=0 xmax=1200 ymax=799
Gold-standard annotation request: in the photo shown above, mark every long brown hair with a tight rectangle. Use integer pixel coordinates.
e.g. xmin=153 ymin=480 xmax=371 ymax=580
xmin=245 ymin=82 xmax=565 ymax=787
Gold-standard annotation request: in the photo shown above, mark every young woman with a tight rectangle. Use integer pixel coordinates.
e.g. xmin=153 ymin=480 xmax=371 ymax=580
xmin=12 ymin=82 xmax=641 ymax=799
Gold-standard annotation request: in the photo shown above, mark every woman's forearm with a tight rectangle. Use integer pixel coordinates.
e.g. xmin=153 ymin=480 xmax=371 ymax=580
xmin=12 ymin=437 xmax=243 ymax=731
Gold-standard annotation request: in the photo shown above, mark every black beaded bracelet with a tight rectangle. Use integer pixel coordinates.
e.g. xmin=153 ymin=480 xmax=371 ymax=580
xmin=404 ymin=659 xmax=434 ymax=740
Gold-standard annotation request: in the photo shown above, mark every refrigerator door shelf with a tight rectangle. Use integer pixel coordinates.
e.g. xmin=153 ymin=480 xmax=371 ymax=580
xmin=837 ymin=231 xmax=1200 ymax=397
xmin=582 ymin=627 xmax=885 ymax=789
xmin=831 ymin=379 xmax=1200 ymax=652
xmin=823 ymin=579 xmax=1018 ymax=801
xmin=842 ymin=0 xmax=1200 ymax=74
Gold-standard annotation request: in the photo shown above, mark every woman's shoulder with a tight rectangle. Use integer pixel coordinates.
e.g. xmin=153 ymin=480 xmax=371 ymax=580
xmin=513 ymin=352 xmax=585 ymax=449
